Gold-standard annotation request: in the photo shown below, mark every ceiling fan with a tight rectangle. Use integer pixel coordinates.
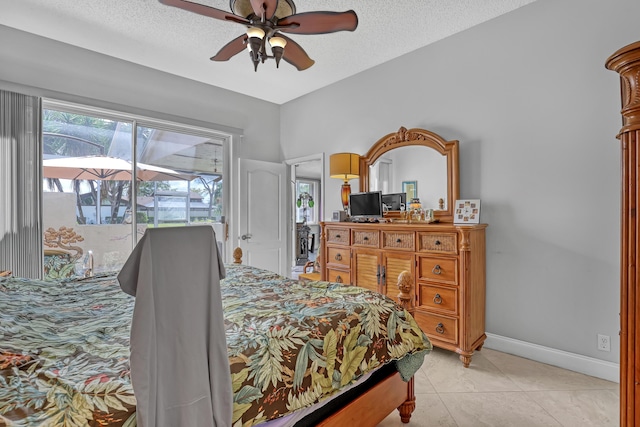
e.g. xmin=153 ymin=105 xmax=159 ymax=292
xmin=159 ymin=0 xmax=358 ymax=71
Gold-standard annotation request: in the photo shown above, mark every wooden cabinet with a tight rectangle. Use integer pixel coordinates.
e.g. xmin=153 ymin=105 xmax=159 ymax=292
xmin=321 ymin=221 xmax=487 ymax=367
xmin=352 ymin=247 xmax=415 ymax=298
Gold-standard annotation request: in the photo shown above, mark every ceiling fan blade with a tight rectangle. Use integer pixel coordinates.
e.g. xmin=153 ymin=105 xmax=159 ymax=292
xmin=249 ymin=0 xmax=278 ymax=20
xmin=278 ymin=34 xmax=315 ymax=71
xmin=159 ymin=0 xmax=249 ymax=24
xmin=210 ymin=34 xmax=247 ymax=61
xmin=277 ymin=10 xmax=358 ymax=35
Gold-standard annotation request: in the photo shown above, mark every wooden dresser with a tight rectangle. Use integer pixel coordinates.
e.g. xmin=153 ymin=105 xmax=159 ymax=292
xmin=320 ymin=221 xmax=487 ymax=367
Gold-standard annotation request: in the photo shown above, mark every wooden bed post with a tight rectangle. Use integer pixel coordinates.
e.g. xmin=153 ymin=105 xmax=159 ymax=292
xmin=606 ymin=41 xmax=640 ymax=426
xmin=397 ymin=270 xmax=414 ymax=314
xmin=397 ymin=270 xmax=416 ymax=423
xmin=233 ymin=247 xmax=243 ymax=264
xmin=319 ymin=224 xmax=326 ymax=281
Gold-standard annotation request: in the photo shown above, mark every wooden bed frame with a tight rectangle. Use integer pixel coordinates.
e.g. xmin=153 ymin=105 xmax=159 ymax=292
xmin=232 ymin=247 xmax=417 ymax=425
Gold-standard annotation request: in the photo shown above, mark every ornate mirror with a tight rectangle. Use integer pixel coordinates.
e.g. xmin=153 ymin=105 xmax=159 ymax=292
xmin=360 ymin=127 xmax=459 ymax=223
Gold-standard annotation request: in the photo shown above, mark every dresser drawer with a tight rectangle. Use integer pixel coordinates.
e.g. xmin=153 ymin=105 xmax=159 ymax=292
xmin=382 ymin=231 xmax=415 ymax=251
xmin=327 ymin=246 xmax=350 ymax=267
xmin=326 ymin=228 xmax=350 ymax=245
xmin=352 ymin=230 xmax=379 ymax=247
xmin=418 ymin=283 xmax=457 ymax=315
xmin=417 ymin=233 xmax=457 ymax=254
xmin=413 ymin=311 xmax=458 ymax=345
xmin=327 ymin=268 xmax=350 ymax=285
xmin=418 ymin=257 xmax=457 ymax=285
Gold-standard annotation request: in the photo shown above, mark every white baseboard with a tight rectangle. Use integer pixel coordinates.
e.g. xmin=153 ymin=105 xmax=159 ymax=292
xmin=484 ymin=333 xmax=620 ymax=383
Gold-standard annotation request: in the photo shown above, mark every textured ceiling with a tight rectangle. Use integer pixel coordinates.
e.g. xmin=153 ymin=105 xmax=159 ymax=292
xmin=2 ymin=0 xmax=537 ymax=104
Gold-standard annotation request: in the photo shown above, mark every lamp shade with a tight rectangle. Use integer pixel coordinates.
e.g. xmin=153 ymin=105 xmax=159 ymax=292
xmin=329 ymin=153 xmax=360 ymax=182
xmin=246 ymin=27 xmax=265 ymax=39
xmin=269 ymin=36 xmax=287 ymax=49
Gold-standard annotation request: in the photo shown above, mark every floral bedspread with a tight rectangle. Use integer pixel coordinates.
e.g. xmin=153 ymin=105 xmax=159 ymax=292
xmin=0 ymin=274 xmax=135 ymax=426
xmin=222 ymin=265 xmax=430 ymax=425
xmin=0 ymin=265 xmax=430 ymax=426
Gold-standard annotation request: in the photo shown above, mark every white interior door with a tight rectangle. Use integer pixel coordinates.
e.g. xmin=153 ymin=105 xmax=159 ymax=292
xmin=238 ymin=158 xmax=287 ymax=275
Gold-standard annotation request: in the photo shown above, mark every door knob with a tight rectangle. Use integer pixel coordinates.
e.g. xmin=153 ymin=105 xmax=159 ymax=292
xmin=241 ymin=234 xmax=252 ymax=240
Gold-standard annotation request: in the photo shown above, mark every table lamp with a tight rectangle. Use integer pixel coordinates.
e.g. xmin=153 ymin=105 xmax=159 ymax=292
xmin=330 ymin=152 xmax=360 ymax=213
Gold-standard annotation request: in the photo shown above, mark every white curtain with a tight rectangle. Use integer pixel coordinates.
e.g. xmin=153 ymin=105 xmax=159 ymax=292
xmin=0 ymin=90 xmax=42 ymax=278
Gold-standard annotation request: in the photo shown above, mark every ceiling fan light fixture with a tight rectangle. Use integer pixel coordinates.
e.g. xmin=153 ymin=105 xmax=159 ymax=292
xmin=269 ymin=36 xmax=286 ymax=49
xmin=269 ymin=36 xmax=286 ymax=68
xmin=246 ymin=27 xmax=265 ymax=71
xmin=246 ymin=27 xmax=265 ymax=39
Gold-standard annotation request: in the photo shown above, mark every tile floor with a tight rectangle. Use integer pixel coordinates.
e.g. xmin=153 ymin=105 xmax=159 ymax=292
xmin=378 ymin=347 xmax=619 ymax=427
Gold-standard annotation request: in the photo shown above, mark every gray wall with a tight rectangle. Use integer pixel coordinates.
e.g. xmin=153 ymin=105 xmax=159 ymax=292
xmin=0 ymin=24 xmax=282 ymax=163
xmin=281 ymin=0 xmax=639 ymax=364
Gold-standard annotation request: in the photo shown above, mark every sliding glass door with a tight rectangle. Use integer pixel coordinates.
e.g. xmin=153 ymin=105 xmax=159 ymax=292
xmin=42 ymin=102 xmax=228 ymax=279
xmin=135 ymin=124 xmax=225 ymax=244
xmin=42 ymin=109 xmax=135 ymax=279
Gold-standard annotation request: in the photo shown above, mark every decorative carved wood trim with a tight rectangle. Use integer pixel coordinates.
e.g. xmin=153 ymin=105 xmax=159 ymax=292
xmin=359 ymin=127 xmax=459 ymax=223
xmin=607 ymin=41 xmax=640 ymax=134
xmin=605 ymin=40 xmax=640 ymax=427
xmin=459 ymin=230 xmax=471 ymax=252
xmin=398 ymin=377 xmax=416 ymax=423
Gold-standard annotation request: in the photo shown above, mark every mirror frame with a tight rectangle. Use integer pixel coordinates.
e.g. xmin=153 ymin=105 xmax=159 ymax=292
xmin=359 ymin=127 xmax=459 ymax=223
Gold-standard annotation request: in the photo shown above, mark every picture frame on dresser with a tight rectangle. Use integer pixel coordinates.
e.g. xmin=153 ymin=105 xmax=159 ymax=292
xmin=454 ymin=199 xmax=481 ymax=224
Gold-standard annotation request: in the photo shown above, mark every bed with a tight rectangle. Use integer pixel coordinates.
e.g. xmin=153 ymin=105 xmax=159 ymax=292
xmin=0 ymin=253 xmax=430 ymax=426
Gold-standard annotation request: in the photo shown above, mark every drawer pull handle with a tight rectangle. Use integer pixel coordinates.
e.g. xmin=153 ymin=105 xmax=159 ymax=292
xmin=435 ymin=323 xmax=445 ymax=334
xmin=396 ymin=238 xmax=402 ymax=243
xmin=435 ymin=240 xmax=441 ymax=245
xmin=363 ymin=236 xmax=369 ymax=241
xmin=335 ymin=275 xmax=343 ymax=283
xmin=433 ymin=293 xmax=442 ymax=304
xmin=335 ymin=253 xmax=342 ymax=261
xmin=335 ymin=234 xmax=341 ymax=238
xmin=432 ymin=264 xmax=442 ymax=275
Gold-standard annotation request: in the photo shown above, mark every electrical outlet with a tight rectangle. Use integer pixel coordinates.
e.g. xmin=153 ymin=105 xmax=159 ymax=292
xmin=597 ymin=334 xmax=611 ymax=352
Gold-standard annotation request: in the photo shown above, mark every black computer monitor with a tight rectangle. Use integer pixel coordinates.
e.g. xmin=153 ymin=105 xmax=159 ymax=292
xmin=349 ymin=191 xmax=383 ymax=219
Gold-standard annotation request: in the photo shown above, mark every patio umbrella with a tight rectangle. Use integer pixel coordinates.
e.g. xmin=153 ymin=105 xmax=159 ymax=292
xmin=43 ymin=155 xmax=197 ymax=224
xmin=43 ymin=155 xmax=196 ymax=182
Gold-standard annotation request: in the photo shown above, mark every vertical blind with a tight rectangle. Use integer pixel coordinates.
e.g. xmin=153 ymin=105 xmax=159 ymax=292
xmin=0 ymin=90 xmax=43 ymax=278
